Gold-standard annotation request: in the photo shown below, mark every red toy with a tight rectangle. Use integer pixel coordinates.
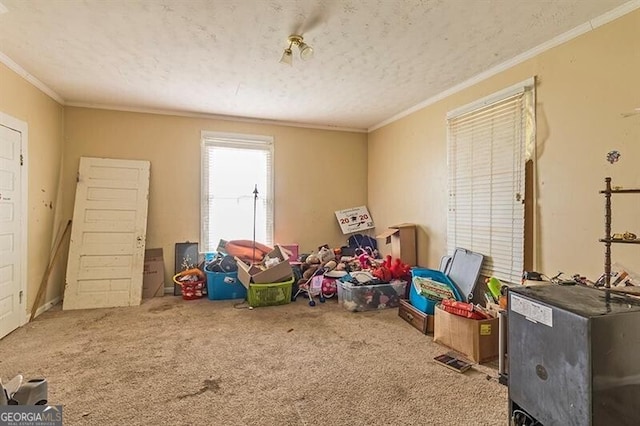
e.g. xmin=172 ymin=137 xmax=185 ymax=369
xmin=371 ymin=255 xmax=411 ymax=282
xmin=383 ymin=255 xmax=410 ymax=279
xmin=440 ymin=299 xmax=490 ymax=320
xmin=357 ymin=252 xmax=372 ymax=270
xmin=372 ymin=265 xmax=392 ymax=282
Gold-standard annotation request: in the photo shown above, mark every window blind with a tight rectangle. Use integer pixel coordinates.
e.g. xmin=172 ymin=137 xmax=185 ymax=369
xmin=447 ymin=82 xmax=534 ymax=284
xmin=201 ymin=132 xmax=274 ymax=253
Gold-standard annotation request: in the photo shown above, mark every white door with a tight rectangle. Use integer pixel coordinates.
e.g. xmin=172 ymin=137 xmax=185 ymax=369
xmin=63 ymin=157 xmax=150 ymax=310
xmin=0 ymin=123 xmax=24 ymax=338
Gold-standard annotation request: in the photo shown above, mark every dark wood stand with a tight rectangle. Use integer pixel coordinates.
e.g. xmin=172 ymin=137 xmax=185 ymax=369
xmin=599 ymin=177 xmax=640 ymax=288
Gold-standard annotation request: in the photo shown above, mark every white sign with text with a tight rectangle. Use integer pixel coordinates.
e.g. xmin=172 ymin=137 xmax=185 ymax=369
xmin=335 ymin=206 xmax=374 ymax=234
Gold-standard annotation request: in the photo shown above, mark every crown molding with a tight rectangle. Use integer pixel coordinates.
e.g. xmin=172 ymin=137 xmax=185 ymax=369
xmin=2 ymin=0 xmax=637 ymax=134
xmin=1 ymin=47 xmax=365 ymax=132
xmin=65 ymin=102 xmax=367 ymax=133
xmin=0 ymin=51 xmax=64 ymax=104
xmin=368 ymin=0 xmax=640 ymax=132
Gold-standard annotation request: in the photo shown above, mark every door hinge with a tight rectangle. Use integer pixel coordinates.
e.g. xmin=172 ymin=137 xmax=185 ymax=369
xmin=19 ymin=290 xmax=23 ymax=304
xmin=20 ymin=154 xmax=23 ymax=166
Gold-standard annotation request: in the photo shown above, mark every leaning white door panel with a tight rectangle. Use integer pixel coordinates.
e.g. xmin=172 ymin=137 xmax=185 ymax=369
xmin=63 ymin=157 xmax=150 ymax=310
xmin=0 ymin=124 xmax=23 ymax=338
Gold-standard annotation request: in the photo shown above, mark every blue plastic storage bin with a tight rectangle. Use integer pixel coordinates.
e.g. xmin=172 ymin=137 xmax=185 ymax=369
xmin=205 ymin=266 xmax=247 ymax=300
xmin=409 ymin=268 xmax=462 ymax=314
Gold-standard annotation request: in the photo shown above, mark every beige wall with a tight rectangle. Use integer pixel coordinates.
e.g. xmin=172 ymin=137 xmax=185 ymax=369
xmin=369 ymin=10 xmax=640 ymax=281
xmin=63 ymin=108 xmax=368 ymax=284
xmin=0 ymin=63 xmax=65 ymax=314
xmin=3 ymin=8 xmax=638 ymax=314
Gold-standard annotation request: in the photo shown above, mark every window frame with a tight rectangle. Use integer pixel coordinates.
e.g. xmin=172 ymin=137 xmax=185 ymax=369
xmin=446 ymin=78 xmax=535 ymax=284
xmin=200 ymin=131 xmax=274 ymax=253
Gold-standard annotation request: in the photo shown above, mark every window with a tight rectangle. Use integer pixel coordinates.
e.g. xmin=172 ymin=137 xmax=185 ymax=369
xmin=201 ymin=131 xmax=274 ymax=253
xmin=447 ymin=79 xmax=535 ymax=284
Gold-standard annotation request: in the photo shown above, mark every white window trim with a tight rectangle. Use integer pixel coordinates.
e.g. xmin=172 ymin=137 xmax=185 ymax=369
xmin=446 ymin=78 xmax=535 ymax=284
xmin=200 ymin=131 xmax=274 ymax=252
xmin=447 ymin=77 xmax=535 ymax=120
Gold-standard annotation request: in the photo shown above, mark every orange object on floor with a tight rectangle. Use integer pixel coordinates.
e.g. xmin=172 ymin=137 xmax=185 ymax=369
xmin=225 ymin=240 xmax=273 ymax=262
xmin=499 ymin=295 xmax=508 ymax=310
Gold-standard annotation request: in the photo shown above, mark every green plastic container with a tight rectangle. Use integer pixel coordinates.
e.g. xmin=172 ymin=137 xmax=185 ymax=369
xmin=247 ymin=277 xmax=294 ymax=307
xmin=487 ymin=277 xmax=502 ymax=300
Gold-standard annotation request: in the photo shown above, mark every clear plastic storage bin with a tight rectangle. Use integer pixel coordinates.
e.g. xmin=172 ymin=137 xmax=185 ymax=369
xmin=337 ymin=280 xmax=407 ymax=312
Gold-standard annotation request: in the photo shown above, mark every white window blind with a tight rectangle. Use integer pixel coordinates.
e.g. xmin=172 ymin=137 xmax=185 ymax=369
xmin=447 ymin=80 xmax=535 ymax=284
xmin=201 ymin=132 xmax=274 ymax=253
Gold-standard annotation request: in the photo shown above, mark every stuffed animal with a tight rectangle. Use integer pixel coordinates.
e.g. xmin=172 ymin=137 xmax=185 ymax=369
xmin=357 ymin=252 xmax=372 ymax=270
xmin=303 ymin=265 xmax=320 ymax=280
xmin=305 ymin=253 xmax=321 ymax=265
xmin=317 ymin=246 xmax=335 ymax=264
xmin=385 ymin=255 xmax=410 ymax=279
xmin=300 ymin=249 xmax=338 ymax=281
xmin=323 ymin=260 xmax=337 ymax=272
xmin=372 ymin=264 xmax=392 ymax=282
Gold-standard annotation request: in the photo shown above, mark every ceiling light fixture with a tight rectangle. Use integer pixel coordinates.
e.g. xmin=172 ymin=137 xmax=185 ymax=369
xmin=280 ymin=34 xmax=313 ymax=65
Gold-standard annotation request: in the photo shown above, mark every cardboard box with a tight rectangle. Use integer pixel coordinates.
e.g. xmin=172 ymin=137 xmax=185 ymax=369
xmin=433 ymin=305 xmax=499 ymax=363
xmin=376 ymin=223 xmax=417 ymax=266
xmin=486 ymin=301 xmax=504 ymax=318
xmin=143 ymin=248 xmax=165 ymax=298
xmin=236 ymin=245 xmax=293 ymax=289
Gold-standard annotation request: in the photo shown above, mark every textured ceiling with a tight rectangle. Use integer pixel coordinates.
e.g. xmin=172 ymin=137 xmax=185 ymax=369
xmin=0 ymin=0 xmax=634 ymax=131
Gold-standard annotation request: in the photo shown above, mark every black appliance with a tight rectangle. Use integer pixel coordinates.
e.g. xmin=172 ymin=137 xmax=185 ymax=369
xmin=508 ymin=284 xmax=640 ymax=425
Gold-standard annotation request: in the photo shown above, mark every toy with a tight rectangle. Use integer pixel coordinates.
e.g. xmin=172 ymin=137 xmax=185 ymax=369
xmin=302 ymin=264 xmax=320 ymax=280
xmin=293 ymin=248 xmax=339 ymax=306
xmin=321 ymin=277 xmax=338 ymax=297
xmin=347 ymin=234 xmax=378 ymax=256
xmin=345 ymin=283 xmax=402 ymax=311
xmin=371 ymin=255 xmax=410 ymax=282
xmin=323 ymin=260 xmax=337 ymax=271
xmin=372 ymin=264 xmax=392 ymax=282
xmin=356 ymin=251 xmax=374 ymax=270
xmin=172 ymin=268 xmax=206 ymax=300
xmin=317 ymin=246 xmax=335 ymax=264
xmin=388 ymin=256 xmax=411 ymax=279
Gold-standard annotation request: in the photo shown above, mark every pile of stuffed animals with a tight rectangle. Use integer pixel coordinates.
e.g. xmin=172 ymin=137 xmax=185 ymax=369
xmin=338 ymin=254 xmax=411 ymax=312
xmin=296 ymin=244 xmax=411 ymax=311
xmin=215 ymin=236 xmax=411 ymax=311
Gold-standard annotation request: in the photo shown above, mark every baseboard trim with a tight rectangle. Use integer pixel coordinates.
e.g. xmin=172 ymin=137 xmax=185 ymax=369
xmin=32 ymin=296 xmax=62 ymax=320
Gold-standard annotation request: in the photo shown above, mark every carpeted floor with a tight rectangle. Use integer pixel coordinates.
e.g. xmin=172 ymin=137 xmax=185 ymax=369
xmin=0 ymin=296 xmax=508 ymax=425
